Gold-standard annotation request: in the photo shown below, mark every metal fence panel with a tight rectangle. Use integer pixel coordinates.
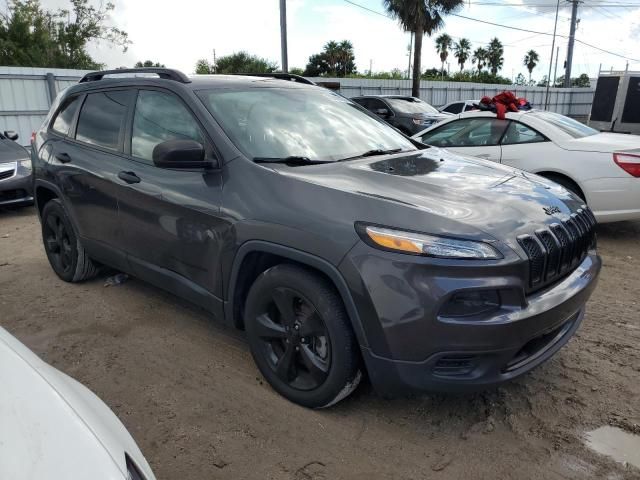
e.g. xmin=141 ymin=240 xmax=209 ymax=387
xmin=0 ymin=67 xmax=90 ymax=146
xmin=307 ymin=77 xmax=594 ymax=118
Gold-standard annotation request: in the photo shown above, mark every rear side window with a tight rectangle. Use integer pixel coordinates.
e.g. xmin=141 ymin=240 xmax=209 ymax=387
xmin=51 ymin=96 xmax=81 ymax=135
xmin=442 ymin=103 xmax=462 ymax=114
xmin=131 ymin=90 xmax=204 ymax=162
xmin=76 ymin=91 xmax=130 ymax=150
xmin=501 ymin=122 xmax=546 ymax=145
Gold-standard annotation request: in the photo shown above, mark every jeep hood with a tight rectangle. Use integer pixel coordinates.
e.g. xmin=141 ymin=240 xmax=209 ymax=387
xmin=274 ymin=148 xmax=584 ymax=250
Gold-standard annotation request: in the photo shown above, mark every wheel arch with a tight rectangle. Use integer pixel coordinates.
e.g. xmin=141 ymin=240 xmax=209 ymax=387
xmin=225 ymin=241 xmax=368 ymax=349
xmin=534 ymin=170 xmax=588 ymax=202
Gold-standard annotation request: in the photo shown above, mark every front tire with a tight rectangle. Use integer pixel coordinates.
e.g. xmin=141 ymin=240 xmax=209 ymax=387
xmin=41 ymin=199 xmax=99 ymax=282
xmin=244 ymin=264 xmax=361 ymax=408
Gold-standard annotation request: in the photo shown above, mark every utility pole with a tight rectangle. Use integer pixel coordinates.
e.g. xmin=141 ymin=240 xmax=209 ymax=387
xmin=553 ymin=46 xmax=560 ymax=88
xmin=407 ymin=32 xmax=413 ymax=80
xmin=564 ymin=0 xmax=580 ymax=88
xmin=545 ymin=0 xmax=560 ymax=109
xmin=280 ymin=0 xmax=288 ymax=73
xmin=212 ymin=49 xmax=217 ymax=73
xmin=369 ymin=59 xmax=373 ymax=76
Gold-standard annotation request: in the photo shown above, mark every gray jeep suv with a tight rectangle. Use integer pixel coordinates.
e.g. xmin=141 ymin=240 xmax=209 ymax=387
xmin=32 ymin=69 xmax=601 ymax=408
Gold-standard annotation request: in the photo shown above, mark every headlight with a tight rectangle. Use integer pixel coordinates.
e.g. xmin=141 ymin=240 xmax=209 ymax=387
xmin=357 ymin=224 xmax=502 ymax=259
xmin=412 ymin=118 xmax=434 ymax=126
xmin=19 ymin=159 xmax=32 ymax=171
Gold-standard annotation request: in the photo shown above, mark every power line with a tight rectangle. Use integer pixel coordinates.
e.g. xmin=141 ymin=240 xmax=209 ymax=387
xmin=341 ymin=0 xmax=640 ymax=63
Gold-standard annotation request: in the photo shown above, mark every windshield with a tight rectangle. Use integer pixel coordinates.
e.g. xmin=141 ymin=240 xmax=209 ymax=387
xmin=530 ymin=111 xmax=598 ymax=138
xmin=385 ymin=98 xmax=439 ymax=115
xmin=197 ymin=87 xmax=416 ymax=162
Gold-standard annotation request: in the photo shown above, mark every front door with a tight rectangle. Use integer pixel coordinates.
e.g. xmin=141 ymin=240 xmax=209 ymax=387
xmin=418 ymin=117 xmax=508 ymax=163
xmin=116 ymin=88 xmax=227 ymax=312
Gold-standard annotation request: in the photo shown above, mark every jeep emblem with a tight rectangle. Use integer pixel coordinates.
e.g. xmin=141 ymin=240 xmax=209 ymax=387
xmin=543 ymin=206 xmax=562 ymax=215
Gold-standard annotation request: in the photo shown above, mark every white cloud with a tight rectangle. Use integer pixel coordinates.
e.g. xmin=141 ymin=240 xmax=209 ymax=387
xmin=39 ymin=0 xmax=640 ymax=81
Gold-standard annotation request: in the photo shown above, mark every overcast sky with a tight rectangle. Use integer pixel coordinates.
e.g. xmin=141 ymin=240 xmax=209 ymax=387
xmin=78 ymin=0 xmax=640 ymax=81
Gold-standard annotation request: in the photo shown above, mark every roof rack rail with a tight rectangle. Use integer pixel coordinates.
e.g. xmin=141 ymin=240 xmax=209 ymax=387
xmin=238 ymin=73 xmax=316 ymax=85
xmin=79 ymin=68 xmax=191 ymax=84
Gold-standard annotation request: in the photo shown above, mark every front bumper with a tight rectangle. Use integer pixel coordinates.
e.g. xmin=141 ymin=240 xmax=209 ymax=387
xmin=0 ymin=162 xmax=33 ymax=207
xmin=340 ymin=244 xmax=601 ymax=394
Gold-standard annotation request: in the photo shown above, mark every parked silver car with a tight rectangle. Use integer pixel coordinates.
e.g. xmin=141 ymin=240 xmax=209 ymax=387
xmin=0 ymin=130 xmax=33 ymax=207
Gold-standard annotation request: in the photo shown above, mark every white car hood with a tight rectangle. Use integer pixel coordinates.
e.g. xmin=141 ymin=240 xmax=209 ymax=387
xmin=558 ymin=132 xmax=640 ymax=153
xmin=0 ymin=327 xmax=155 ymax=480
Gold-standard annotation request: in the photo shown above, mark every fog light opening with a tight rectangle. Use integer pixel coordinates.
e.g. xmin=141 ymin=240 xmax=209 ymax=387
xmin=439 ymin=289 xmax=501 ymax=318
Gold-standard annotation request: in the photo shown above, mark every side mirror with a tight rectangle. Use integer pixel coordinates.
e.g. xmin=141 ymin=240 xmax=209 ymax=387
xmin=374 ymin=108 xmax=390 ymax=117
xmin=152 ymin=139 xmax=212 ymax=169
xmin=4 ymin=130 xmax=18 ymax=141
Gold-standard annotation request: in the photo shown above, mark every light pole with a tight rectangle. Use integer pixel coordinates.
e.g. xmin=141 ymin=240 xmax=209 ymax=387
xmin=545 ymin=0 xmax=560 ymax=108
xmin=280 ymin=0 xmax=288 ymax=73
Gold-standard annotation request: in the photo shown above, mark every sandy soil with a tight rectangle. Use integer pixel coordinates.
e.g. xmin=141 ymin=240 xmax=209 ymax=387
xmin=1 ymin=206 xmax=639 ymax=480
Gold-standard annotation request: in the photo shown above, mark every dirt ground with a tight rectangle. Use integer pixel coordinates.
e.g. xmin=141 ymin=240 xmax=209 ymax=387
xmin=1 ymin=205 xmax=639 ymax=480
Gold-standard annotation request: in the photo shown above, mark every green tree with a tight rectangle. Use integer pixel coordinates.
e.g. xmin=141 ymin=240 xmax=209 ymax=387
xmin=303 ymin=40 xmax=355 ymax=77
xmin=435 ymin=33 xmax=452 ymax=73
xmin=215 ymin=51 xmax=277 ymax=74
xmin=515 ymin=72 xmax=526 ymax=86
xmin=289 ymin=67 xmax=305 ymax=76
xmin=383 ymin=0 xmax=464 ymax=97
xmin=135 ymin=60 xmax=165 ymax=68
xmin=523 ymin=49 xmax=539 ymax=83
xmin=472 ymin=47 xmax=487 ymax=73
xmin=486 ymin=37 xmax=504 ymax=75
xmin=453 ymin=38 xmax=471 ymax=72
xmin=194 ymin=58 xmax=214 ymax=74
xmin=0 ymin=0 xmax=129 ymax=68
xmin=573 ymin=73 xmax=591 ymax=87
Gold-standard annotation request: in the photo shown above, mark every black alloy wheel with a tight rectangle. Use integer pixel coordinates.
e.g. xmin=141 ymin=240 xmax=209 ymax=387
xmin=245 ymin=264 xmax=361 ymax=408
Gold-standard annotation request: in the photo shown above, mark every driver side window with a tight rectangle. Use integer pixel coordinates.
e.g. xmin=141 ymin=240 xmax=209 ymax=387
xmin=420 ymin=118 xmax=509 ymax=147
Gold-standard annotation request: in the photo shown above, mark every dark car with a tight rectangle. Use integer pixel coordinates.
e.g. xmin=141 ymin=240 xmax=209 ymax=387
xmin=0 ymin=130 xmax=33 ymax=207
xmin=32 ymin=69 xmax=600 ymax=408
xmin=351 ymin=95 xmax=452 ymax=135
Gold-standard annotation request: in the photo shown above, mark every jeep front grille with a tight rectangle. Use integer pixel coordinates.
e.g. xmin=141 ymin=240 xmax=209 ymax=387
xmin=517 ymin=207 xmax=597 ymax=293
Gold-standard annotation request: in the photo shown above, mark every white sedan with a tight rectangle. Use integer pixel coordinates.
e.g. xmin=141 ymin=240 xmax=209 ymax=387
xmin=0 ymin=327 xmax=156 ymax=480
xmin=412 ymin=110 xmax=640 ymax=223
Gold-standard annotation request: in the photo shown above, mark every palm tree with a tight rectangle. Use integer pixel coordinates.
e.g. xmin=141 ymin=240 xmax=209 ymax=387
xmin=523 ymin=49 xmax=539 ymax=83
xmin=453 ymin=38 xmax=471 ymax=72
xmin=324 ymin=40 xmax=340 ymax=76
xmin=486 ymin=37 xmax=504 ymax=76
xmin=472 ymin=47 xmax=487 ymax=73
xmin=435 ymin=33 xmax=452 ymax=74
xmin=383 ymin=0 xmax=465 ymax=97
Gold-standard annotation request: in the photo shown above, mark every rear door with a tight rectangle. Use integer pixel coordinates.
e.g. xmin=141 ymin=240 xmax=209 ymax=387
xmin=116 ymin=88 xmax=226 ymax=310
xmin=48 ymin=89 xmax=134 ymax=269
xmin=417 ymin=117 xmax=507 ymax=162
xmin=499 ymin=120 xmax=555 ymax=171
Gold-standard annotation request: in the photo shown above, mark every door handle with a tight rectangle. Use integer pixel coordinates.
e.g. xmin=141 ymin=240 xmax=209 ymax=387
xmin=476 ymin=153 xmax=491 ymax=158
xmin=117 ymin=171 xmax=141 ymax=184
xmin=55 ymin=152 xmax=71 ymax=163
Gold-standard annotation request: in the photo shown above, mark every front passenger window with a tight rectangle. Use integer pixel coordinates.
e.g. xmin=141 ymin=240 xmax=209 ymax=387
xmin=420 ymin=118 xmax=509 ymax=147
xmin=132 ymin=90 xmax=204 ymax=162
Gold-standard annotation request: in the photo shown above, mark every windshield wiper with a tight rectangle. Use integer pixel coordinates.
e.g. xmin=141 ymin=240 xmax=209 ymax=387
xmin=253 ymin=156 xmax=332 ymax=165
xmin=337 ymin=148 xmax=405 ymax=162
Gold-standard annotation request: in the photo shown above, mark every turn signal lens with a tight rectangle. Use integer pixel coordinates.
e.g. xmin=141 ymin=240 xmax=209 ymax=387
xmin=613 ymin=152 xmax=640 ymax=178
xmin=361 ymin=225 xmax=502 ymax=259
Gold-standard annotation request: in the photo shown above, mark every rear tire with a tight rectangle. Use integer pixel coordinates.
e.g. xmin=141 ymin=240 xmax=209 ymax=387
xmin=41 ymin=199 xmax=99 ymax=282
xmin=244 ymin=264 xmax=361 ymax=408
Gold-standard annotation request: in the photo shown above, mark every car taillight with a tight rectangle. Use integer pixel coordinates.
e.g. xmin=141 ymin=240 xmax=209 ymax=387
xmin=30 ymin=131 xmax=36 ymax=144
xmin=613 ymin=152 xmax=640 ymax=177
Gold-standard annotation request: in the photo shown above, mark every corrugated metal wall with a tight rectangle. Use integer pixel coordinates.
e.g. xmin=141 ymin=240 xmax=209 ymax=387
xmin=0 ymin=68 xmax=595 ymax=147
xmin=307 ymin=77 xmax=595 ymax=118
xmin=0 ymin=67 xmax=89 ymax=146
